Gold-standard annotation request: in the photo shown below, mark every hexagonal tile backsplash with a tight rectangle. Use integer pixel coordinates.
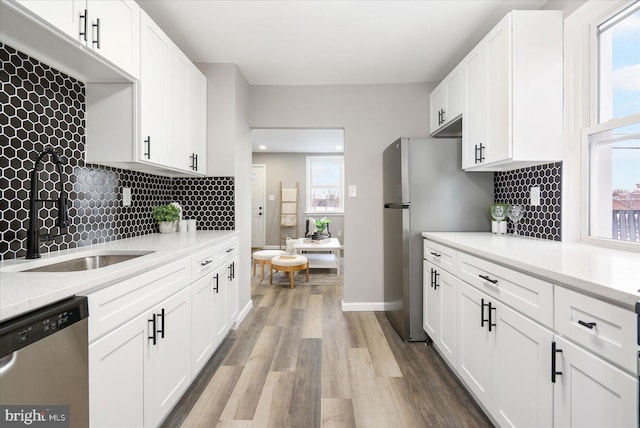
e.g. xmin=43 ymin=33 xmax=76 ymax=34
xmin=494 ymin=162 xmax=562 ymax=241
xmin=1 ymin=43 xmax=234 ymax=260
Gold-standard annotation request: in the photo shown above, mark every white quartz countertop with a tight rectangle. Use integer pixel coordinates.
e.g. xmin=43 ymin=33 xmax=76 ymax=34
xmin=0 ymin=231 xmax=237 ymax=322
xmin=422 ymin=232 xmax=640 ymax=311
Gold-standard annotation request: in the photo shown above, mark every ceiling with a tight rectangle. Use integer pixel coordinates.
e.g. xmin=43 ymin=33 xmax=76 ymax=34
xmin=251 ymin=129 xmax=344 ymax=153
xmin=138 ymin=0 xmax=549 ymax=86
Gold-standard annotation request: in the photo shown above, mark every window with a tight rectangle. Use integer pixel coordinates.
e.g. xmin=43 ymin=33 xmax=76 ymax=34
xmin=583 ymin=1 xmax=640 ymax=246
xmin=306 ymin=156 xmax=344 ymax=213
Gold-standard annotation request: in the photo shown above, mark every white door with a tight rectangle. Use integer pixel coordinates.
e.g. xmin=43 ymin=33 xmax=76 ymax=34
xmin=251 ymin=164 xmax=266 ymax=248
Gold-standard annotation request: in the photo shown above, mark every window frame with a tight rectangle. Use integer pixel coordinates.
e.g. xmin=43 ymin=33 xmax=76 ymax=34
xmin=305 ymin=155 xmax=345 ymax=214
xmin=567 ymin=0 xmax=640 ymax=251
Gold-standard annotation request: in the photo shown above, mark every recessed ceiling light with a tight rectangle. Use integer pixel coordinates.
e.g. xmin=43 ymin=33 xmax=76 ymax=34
xmin=259 ymin=145 xmax=267 ymax=150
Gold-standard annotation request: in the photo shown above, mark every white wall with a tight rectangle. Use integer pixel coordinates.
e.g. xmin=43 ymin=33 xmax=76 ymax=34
xmin=197 ymin=62 xmax=253 ymax=322
xmin=250 ymin=83 xmax=433 ymax=307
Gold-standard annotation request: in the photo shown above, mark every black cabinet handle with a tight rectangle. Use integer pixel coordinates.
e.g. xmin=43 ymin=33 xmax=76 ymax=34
xmin=551 ymin=341 xmax=563 ymax=383
xmin=441 ymin=109 xmax=446 ymax=124
xmin=479 ymin=143 xmax=485 ymax=162
xmin=144 ymin=136 xmax=151 ymax=159
xmin=157 ymin=308 xmax=165 ymax=339
xmin=79 ymin=9 xmax=88 ymax=41
xmin=213 ymin=273 xmax=219 ymax=293
xmin=478 ymin=274 xmax=498 ymax=285
xmin=434 ymin=270 xmax=440 ymax=290
xmin=578 ymin=320 xmax=597 ymax=329
xmin=195 ymin=154 xmax=198 ymax=171
xmin=92 ymin=18 xmax=100 ymax=49
xmin=489 ymin=303 xmax=496 ymax=332
xmin=481 ymin=298 xmax=490 ymax=328
xmin=228 ymin=264 xmax=233 ymax=281
xmin=232 ymin=262 xmax=235 ymax=280
xmin=201 ymin=259 xmax=213 ymax=267
xmin=430 ymin=252 xmax=441 ymax=258
xmin=148 ymin=314 xmax=157 ymax=345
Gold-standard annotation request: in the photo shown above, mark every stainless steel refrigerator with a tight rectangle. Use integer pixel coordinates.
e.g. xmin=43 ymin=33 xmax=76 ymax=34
xmin=383 ymin=137 xmax=493 ymax=341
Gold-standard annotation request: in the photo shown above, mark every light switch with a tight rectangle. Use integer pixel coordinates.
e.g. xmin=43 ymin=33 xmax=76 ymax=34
xmin=268 ymin=195 xmax=275 ymax=201
xmin=348 ymin=185 xmax=357 ymax=198
xmin=530 ymin=186 xmax=540 ymax=206
xmin=123 ymin=187 xmax=132 ymax=206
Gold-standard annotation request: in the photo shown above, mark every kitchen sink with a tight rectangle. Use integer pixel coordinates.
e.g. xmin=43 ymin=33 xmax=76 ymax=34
xmin=20 ymin=251 xmax=155 ymax=273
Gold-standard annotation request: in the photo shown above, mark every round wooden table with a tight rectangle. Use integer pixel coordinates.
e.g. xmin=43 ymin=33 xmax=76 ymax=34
xmin=270 ymin=255 xmax=309 ymax=289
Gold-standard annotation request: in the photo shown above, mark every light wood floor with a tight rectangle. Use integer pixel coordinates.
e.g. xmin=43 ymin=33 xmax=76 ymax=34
xmin=161 ymin=265 xmax=492 ymax=428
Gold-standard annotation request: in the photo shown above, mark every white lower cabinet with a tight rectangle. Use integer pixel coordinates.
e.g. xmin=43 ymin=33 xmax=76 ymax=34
xmin=227 ymin=255 xmax=240 ymax=325
xmin=191 ymin=273 xmax=216 ymax=377
xmin=423 ymin=260 xmax=457 ymax=367
xmin=424 ymin=238 xmax=638 ymax=427
xmin=89 ymin=310 xmax=148 ymax=428
xmin=213 ymin=262 xmax=230 ymax=348
xmin=457 ymin=282 xmax=553 ymax=426
xmin=553 ymin=337 xmax=637 ymax=427
xmin=147 ymin=287 xmax=192 ymax=427
xmin=89 ymin=287 xmax=191 ymax=428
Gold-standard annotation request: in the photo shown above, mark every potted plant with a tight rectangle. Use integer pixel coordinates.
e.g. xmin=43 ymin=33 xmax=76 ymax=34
xmin=489 ymin=203 xmax=509 ymax=235
xmin=315 ymin=217 xmax=330 ymax=238
xmin=152 ymin=204 xmax=181 ymax=234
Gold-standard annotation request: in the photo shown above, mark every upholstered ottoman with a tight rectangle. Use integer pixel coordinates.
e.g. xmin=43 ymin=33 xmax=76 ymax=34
xmin=253 ymin=250 xmax=286 ymax=281
xmin=270 ymin=255 xmax=309 ymax=289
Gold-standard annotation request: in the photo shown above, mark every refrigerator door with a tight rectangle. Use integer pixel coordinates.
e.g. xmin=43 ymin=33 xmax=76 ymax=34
xmin=383 ymin=138 xmax=409 ymax=204
xmin=383 ymin=203 xmax=410 ymax=339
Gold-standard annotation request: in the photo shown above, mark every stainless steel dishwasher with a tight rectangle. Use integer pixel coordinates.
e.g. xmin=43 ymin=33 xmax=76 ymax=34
xmin=0 ymin=296 xmax=89 ymax=427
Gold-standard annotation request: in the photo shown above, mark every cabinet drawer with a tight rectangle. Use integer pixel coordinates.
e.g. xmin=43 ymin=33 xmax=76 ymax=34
xmin=555 ymin=286 xmax=636 ymax=373
xmin=457 ymin=252 xmax=553 ymax=327
xmin=87 ymin=257 xmax=190 ymax=342
xmin=424 ymin=239 xmax=457 ymax=274
xmin=216 ymin=236 xmax=239 ymax=264
xmin=191 ymin=245 xmax=219 ymax=282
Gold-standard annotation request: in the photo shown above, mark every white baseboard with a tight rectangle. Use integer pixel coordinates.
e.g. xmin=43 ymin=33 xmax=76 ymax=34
xmin=341 ymin=300 xmax=387 ymax=312
xmin=233 ymin=300 xmax=253 ymax=329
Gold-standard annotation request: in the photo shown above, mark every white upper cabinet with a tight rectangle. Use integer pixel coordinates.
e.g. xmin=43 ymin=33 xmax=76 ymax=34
xmin=85 ymin=0 xmax=140 ymax=78
xmin=429 ymin=64 xmax=464 ymax=137
xmin=463 ymin=11 xmax=563 ymax=171
xmin=14 ymin=0 xmax=140 ymax=79
xmin=140 ymin=10 xmax=173 ymax=168
xmin=15 ymin=0 xmax=85 ymax=40
xmin=172 ymin=49 xmax=207 ymax=174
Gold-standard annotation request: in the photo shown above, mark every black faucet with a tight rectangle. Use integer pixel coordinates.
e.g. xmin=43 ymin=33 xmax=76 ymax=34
xmin=26 ymin=147 xmax=71 ymax=259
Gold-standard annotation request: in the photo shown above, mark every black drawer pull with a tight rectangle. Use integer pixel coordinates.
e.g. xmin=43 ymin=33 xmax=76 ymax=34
xmin=578 ymin=320 xmax=596 ymax=329
xmin=148 ymin=314 xmax=157 ymax=345
xmin=478 ymin=274 xmax=498 ymax=284
xmin=200 ymin=259 xmax=213 ymax=267
xmin=429 ymin=252 xmax=441 ymax=258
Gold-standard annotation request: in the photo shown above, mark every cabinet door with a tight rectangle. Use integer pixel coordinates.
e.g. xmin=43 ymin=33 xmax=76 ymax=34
xmin=553 ymin=337 xmax=638 ymax=428
xmin=485 ymin=15 xmax=511 ymax=164
xmin=86 ymin=0 xmax=140 ymax=78
xmin=16 ymin=0 xmax=85 ymax=41
xmin=463 ymin=44 xmax=487 ymax=169
xmin=191 ymin=274 xmax=215 ymax=378
xmin=437 ymin=269 xmax=458 ymax=367
xmin=189 ymin=63 xmax=207 ymax=174
xmin=423 ymin=260 xmax=439 ymax=340
xmin=140 ymin=10 xmax=172 ymax=167
xmin=429 ymin=83 xmax=445 ymax=134
xmin=89 ymin=311 xmax=148 ymax=428
xmin=227 ymin=256 xmax=240 ymax=325
xmin=457 ymin=282 xmax=494 ymax=410
xmin=147 ymin=287 xmax=192 ymax=428
xmin=444 ymin=66 xmax=464 ymax=123
xmin=172 ymin=47 xmax=192 ymax=171
xmin=213 ymin=264 xmax=229 ymax=348
xmin=493 ymin=303 xmax=553 ymax=427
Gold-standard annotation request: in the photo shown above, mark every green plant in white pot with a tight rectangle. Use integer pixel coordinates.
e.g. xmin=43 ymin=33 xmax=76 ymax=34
xmin=152 ymin=204 xmax=180 ymax=234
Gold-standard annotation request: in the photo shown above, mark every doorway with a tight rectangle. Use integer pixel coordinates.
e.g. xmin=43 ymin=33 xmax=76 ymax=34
xmin=251 ymin=164 xmax=266 ymax=248
xmin=250 ymin=128 xmax=345 ymax=251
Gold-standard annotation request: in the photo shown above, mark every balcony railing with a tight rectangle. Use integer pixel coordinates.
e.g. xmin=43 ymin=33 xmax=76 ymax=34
xmin=612 ymin=210 xmax=640 ymax=242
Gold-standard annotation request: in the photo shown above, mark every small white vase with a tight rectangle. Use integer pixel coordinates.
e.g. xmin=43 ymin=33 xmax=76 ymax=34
xmin=492 ymin=220 xmax=507 ymax=235
xmin=158 ymin=221 xmax=175 ymax=234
